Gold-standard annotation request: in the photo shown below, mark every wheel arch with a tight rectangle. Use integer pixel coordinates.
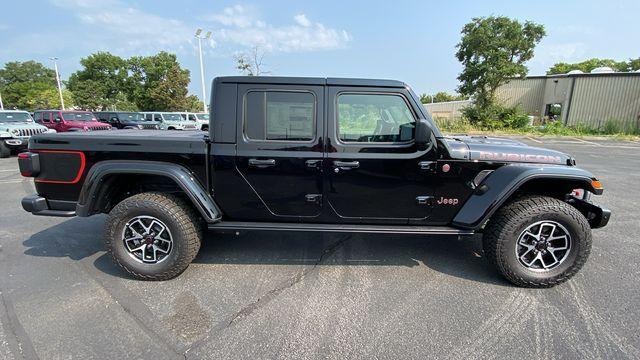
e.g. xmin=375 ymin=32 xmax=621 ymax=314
xmin=76 ymin=160 xmax=222 ymax=223
xmin=452 ymin=164 xmax=600 ymax=230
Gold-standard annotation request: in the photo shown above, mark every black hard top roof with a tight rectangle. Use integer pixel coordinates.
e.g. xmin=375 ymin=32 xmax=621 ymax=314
xmin=215 ymin=76 xmax=407 ymax=88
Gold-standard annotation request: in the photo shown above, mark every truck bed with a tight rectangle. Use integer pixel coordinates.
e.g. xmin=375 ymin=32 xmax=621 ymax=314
xmin=29 ymin=130 xmax=207 ymax=154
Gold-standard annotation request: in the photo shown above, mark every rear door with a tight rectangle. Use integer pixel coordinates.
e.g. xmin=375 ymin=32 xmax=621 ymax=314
xmin=323 ymin=87 xmax=437 ymax=224
xmin=235 ymin=84 xmax=324 ymax=219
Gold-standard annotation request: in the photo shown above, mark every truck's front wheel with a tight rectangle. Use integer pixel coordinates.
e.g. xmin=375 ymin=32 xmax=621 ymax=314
xmin=483 ymin=196 xmax=592 ymax=288
xmin=105 ymin=192 xmax=202 ymax=280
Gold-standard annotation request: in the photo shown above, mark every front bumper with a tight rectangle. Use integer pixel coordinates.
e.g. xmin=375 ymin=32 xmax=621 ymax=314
xmin=22 ymin=195 xmax=76 ymax=217
xmin=569 ymin=197 xmax=611 ymax=229
xmin=3 ymin=138 xmax=28 ymax=148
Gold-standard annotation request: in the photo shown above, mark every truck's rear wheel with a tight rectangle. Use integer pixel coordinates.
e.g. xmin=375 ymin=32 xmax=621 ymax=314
xmin=483 ymin=196 xmax=591 ymax=288
xmin=105 ymin=192 xmax=202 ymax=280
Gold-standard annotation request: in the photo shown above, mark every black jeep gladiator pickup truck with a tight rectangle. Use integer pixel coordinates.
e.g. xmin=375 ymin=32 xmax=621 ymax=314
xmin=19 ymin=76 xmax=610 ymax=287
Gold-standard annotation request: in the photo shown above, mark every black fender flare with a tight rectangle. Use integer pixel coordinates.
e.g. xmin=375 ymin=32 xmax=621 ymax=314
xmin=452 ymin=164 xmax=600 ymax=230
xmin=76 ymin=160 xmax=222 ymax=223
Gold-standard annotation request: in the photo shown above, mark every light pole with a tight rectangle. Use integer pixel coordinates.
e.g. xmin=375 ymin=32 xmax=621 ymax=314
xmin=50 ymin=57 xmax=65 ymax=110
xmin=195 ymin=29 xmax=211 ymax=113
xmin=0 ymin=89 xmax=4 ymax=110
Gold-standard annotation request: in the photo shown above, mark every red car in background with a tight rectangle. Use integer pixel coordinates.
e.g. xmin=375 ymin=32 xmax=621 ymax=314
xmin=33 ymin=110 xmax=111 ymax=132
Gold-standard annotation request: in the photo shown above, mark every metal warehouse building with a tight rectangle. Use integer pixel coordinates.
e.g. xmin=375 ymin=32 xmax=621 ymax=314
xmin=496 ymin=71 xmax=640 ymax=131
xmin=423 ymin=71 xmax=640 ymax=131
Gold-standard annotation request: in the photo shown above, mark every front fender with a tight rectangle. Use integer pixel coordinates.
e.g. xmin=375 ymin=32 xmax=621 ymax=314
xmin=452 ymin=164 xmax=599 ymax=230
xmin=76 ymin=160 xmax=222 ymax=223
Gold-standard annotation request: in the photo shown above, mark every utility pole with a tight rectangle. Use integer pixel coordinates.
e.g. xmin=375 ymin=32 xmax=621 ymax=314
xmin=50 ymin=57 xmax=65 ymax=110
xmin=195 ymin=29 xmax=211 ymax=113
xmin=0 ymin=89 xmax=4 ymax=110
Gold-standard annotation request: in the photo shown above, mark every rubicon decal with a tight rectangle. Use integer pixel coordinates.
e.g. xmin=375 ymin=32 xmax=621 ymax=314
xmin=477 ymin=151 xmax=563 ymax=164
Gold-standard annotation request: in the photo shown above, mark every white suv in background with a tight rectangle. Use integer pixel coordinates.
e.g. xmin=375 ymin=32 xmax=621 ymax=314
xmin=179 ymin=112 xmax=209 ymax=131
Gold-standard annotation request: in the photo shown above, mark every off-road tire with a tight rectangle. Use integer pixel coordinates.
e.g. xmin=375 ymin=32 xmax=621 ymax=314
xmin=105 ymin=192 xmax=203 ymax=280
xmin=0 ymin=142 xmax=10 ymax=158
xmin=483 ymin=196 xmax=592 ymax=288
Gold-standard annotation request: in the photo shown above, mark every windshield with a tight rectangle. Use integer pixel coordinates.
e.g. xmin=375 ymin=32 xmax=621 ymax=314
xmin=196 ymin=113 xmax=209 ymax=120
xmin=0 ymin=112 xmax=32 ymax=122
xmin=62 ymin=112 xmax=95 ymax=121
xmin=117 ymin=112 xmax=145 ymax=122
xmin=162 ymin=113 xmax=184 ymax=121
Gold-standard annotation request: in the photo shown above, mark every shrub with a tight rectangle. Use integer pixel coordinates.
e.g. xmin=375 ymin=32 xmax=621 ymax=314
xmin=461 ymin=103 xmax=530 ymax=130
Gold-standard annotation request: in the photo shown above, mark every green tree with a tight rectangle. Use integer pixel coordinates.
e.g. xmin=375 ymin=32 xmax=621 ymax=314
xmin=0 ymin=60 xmax=62 ymax=111
xmin=67 ymin=52 xmax=128 ymax=110
xmin=629 ymin=58 xmax=640 ymax=71
xmin=456 ymin=16 xmax=545 ymax=109
xmin=420 ymin=92 xmax=468 ymax=104
xmin=455 ymin=16 xmax=545 ymax=128
xmin=547 ymin=58 xmax=630 ymax=74
xmin=0 ymin=61 xmax=56 ymax=87
xmin=127 ymin=51 xmax=193 ymax=111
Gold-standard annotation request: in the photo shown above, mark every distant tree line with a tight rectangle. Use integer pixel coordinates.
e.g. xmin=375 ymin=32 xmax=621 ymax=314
xmin=0 ymin=51 xmax=203 ymax=112
xmin=419 ymin=92 xmax=468 ymax=104
xmin=547 ymin=58 xmax=640 ymax=75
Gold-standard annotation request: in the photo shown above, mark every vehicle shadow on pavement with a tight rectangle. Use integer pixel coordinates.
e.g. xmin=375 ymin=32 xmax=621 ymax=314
xmin=22 ymin=217 xmax=508 ymax=286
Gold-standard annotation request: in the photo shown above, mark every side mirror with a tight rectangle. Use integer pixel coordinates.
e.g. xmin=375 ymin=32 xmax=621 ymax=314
xmin=415 ymin=119 xmax=434 ymax=151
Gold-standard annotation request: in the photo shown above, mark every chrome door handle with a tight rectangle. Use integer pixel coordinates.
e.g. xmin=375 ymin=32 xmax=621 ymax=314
xmin=333 ymin=160 xmax=359 ymax=169
xmin=248 ymin=159 xmax=276 ymax=168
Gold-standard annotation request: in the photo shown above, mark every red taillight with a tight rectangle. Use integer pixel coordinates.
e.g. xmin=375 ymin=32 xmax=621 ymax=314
xmin=18 ymin=152 xmax=39 ymax=177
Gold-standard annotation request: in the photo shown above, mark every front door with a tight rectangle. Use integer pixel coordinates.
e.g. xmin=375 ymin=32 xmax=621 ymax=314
xmin=323 ymin=87 xmax=437 ymax=224
xmin=235 ymin=84 xmax=324 ymax=220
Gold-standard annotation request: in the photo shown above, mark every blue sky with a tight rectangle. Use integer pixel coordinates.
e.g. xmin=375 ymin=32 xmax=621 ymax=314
xmin=1 ymin=0 xmax=639 ymax=98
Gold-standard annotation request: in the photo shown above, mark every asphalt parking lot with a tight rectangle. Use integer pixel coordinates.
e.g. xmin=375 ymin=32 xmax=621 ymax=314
xmin=1 ymin=136 xmax=639 ymax=359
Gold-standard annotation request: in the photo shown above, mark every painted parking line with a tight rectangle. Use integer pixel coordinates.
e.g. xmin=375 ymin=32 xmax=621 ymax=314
xmin=525 ymin=136 xmax=543 ymax=144
xmin=0 ymin=169 xmax=17 ymax=172
xmin=571 ymin=137 xmax=603 ymax=146
xmin=0 ymin=180 xmax=23 ymax=184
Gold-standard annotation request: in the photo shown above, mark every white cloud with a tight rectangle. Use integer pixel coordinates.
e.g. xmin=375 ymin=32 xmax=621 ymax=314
xmin=293 ymin=14 xmax=311 ymax=27
xmin=202 ymin=6 xmax=351 ymax=52
xmin=529 ymin=41 xmax=588 ymax=74
xmin=49 ymin=0 xmax=193 ymax=53
xmin=199 ymin=4 xmax=255 ymax=28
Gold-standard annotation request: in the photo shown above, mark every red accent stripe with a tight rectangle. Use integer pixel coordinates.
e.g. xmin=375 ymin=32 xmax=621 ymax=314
xmin=33 ymin=150 xmax=86 ymax=184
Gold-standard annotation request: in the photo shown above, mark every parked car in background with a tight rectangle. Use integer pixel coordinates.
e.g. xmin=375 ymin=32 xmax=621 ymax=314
xmin=0 ymin=110 xmax=54 ymax=158
xmin=94 ymin=112 xmax=160 ymax=130
xmin=177 ymin=112 xmax=209 ymax=131
xmin=33 ymin=110 xmax=111 ymax=132
xmin=142 ymin=112 xmax=198 ymax=130
xmin=195 ymin=113 xmax=209 ymax=131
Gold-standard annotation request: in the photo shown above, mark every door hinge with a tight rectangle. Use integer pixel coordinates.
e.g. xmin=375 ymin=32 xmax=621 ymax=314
xmin=305 ymin=194 xmax=322 ymax=203
xmin=416 ymin=196 xmax=434 ymax=206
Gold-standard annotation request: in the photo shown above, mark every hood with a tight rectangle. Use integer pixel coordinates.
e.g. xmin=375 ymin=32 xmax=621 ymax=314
xmin=444 ymin=135 xmax=574 ymax=165
xmin=0 ymin=121 xmax=48 ymax=132
xmin=66 ymin=120 xmax=110 ymax=128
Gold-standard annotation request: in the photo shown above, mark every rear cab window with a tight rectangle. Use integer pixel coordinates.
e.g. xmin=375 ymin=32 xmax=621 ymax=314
xmin=243 ymin=91 xmax=315 ymax=142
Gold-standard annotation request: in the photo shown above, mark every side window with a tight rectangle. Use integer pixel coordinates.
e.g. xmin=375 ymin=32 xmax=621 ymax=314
xmin=34 ymin=112 xmax=43 ymax=123
xmin=244 ymin=91 xmax=315 ymax=141
xmin=337 ymin=93 xmax=415 ymax=143
xmin=145 ymin=114 xmax=152 ymax=121
xmin=154 ymin=114 xmax=162 ymax=121
xmin=108 ymin=113 xmax=117 ymax=122
xmin=188 ymin=114 xmax=196 ymax=121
